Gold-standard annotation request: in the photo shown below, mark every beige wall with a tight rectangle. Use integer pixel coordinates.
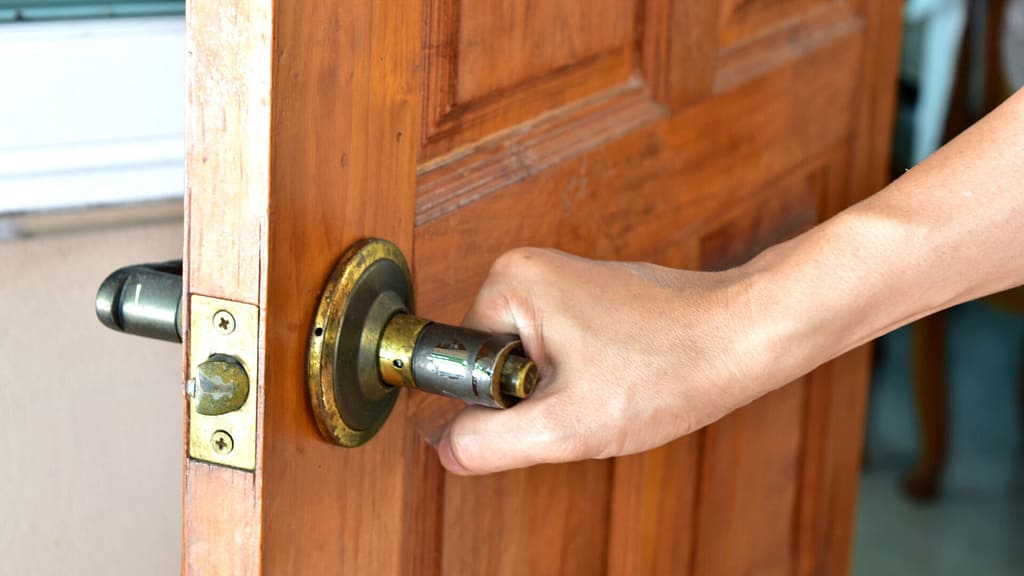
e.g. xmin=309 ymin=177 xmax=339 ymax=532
xmin=0 ymin=216 xmax=182 ymax=575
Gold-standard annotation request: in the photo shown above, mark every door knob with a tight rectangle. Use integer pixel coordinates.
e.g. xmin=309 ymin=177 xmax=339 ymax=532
xmin=94 ymin=239 xmax=539 ymax=448
xmin=307 ymin=238 xmax=538 ymax=447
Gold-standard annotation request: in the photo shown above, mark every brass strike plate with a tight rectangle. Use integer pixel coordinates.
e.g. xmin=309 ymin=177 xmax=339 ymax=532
xmin=188 ymin=295 xmax=259 ymax=470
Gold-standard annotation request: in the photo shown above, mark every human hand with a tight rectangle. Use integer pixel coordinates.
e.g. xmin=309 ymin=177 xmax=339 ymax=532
xmin=436 ymin=247 xmax=797 ymax=475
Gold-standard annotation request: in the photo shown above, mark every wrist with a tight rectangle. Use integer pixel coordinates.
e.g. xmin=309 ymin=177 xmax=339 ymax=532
xmin=733 ymin=208 xmax=924 ymax=390
xmin=730 ymin=226 xmax=861 ymax=393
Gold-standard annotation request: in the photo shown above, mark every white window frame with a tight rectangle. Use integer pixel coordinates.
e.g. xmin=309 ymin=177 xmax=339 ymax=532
xmin=0 ymin=16 xmax=184 ymax=215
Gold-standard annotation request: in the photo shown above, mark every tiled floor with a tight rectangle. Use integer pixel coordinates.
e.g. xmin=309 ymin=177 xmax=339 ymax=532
xmin=853 ymin=301 xmax=1024 ymax=575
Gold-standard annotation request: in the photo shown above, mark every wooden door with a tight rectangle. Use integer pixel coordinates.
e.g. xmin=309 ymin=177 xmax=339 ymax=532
xmin=184 ymin=1 xmax=900 ymax=574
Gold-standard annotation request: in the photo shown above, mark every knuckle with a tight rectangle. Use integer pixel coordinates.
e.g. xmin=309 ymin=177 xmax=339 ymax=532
xmin=491 ymin=247 xmax=551 ymax=279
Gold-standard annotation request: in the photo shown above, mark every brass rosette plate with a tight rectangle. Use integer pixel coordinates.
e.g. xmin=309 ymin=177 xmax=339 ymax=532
xmin=307 ymin=238 xmax=413 ymax=447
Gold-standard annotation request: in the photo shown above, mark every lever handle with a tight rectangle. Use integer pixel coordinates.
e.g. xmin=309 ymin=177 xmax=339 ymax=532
xmin=95 ymin=260 xmax=183 ymax=343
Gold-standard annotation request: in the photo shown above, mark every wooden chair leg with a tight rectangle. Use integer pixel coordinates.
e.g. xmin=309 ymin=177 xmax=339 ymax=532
xmin=903 ymin=311 xmax=949 ymax=501
xmin=1019 ymin=351 xmax=1024 ymax=437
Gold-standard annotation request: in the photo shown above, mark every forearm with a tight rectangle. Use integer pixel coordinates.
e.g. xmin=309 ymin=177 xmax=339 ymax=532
xmin=744 ymin=88 xmax=1024 ymax=385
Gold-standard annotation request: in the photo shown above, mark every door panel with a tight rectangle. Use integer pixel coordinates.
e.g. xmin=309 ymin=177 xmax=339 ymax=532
xmin=184 ymin=0 xmax=900 ymax=573
xmin=454 ymin=0 xmax=634 ymax=100
xmin=442 ymin=462 xmax=612 ymax=575
xmin=422 ymin=0 xmax=638 ymax=159
xmin=719 ymin=0 xmax=841 ymax=47
xmin=606 ymin=436 xmax=701 ymax=574
xmin=694 ymin=380 xmax=807 ymax=576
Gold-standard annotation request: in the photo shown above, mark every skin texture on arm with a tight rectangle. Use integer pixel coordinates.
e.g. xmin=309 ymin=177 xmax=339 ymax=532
xmin=438 ymin=88 xmax=1024 ymax=476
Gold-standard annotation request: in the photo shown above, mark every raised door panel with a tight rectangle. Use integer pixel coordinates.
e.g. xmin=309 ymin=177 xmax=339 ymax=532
xmin=422 ymin=0 xmax=640 ymax=160
xmin=714 ymin=0 xmax=862 ymax=95
xmin=456 ymin=0 xmax=634 ymax=100
xmin=719 ymin=0 xmax=843 ymax=47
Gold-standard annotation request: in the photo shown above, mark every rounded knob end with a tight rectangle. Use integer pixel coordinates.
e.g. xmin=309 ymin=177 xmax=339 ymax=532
xmin=500 ymin=356 xmax=538 ymax=399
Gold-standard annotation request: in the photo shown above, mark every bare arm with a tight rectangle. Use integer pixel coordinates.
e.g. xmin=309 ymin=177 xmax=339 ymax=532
xmin=438 ymin=89 xmax=1024 ymax=475
xmin=757 ymin=87 xmax=1024 ymax=369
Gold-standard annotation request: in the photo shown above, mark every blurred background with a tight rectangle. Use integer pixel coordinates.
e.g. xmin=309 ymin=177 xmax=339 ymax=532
xmin=0 ymin=1 xmax=1021 ymax=575
xmin=853 ymin=0 xmax=1024 ymax=574
xmin=0 ymin=2 xmax=184 ymax=574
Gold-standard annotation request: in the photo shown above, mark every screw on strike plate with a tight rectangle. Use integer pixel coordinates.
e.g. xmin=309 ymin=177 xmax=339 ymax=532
xmin=211 ymin=430 xmax=234 ymax=454
xmin=213 ymin=310 xmax=236 ymax=335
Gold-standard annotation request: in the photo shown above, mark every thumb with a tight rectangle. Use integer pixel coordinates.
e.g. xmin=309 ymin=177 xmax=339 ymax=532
xmin=437 ymin=389 xmax=583 ymax=475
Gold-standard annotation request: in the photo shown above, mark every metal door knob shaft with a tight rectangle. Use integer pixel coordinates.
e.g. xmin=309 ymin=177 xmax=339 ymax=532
xmin=95 ymin=260 xmax=183 ymax=343
xmin=307 ymin=238 xmax=539 ymax=447
xmin=378 ymin=314 xmax=537 ymax=404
